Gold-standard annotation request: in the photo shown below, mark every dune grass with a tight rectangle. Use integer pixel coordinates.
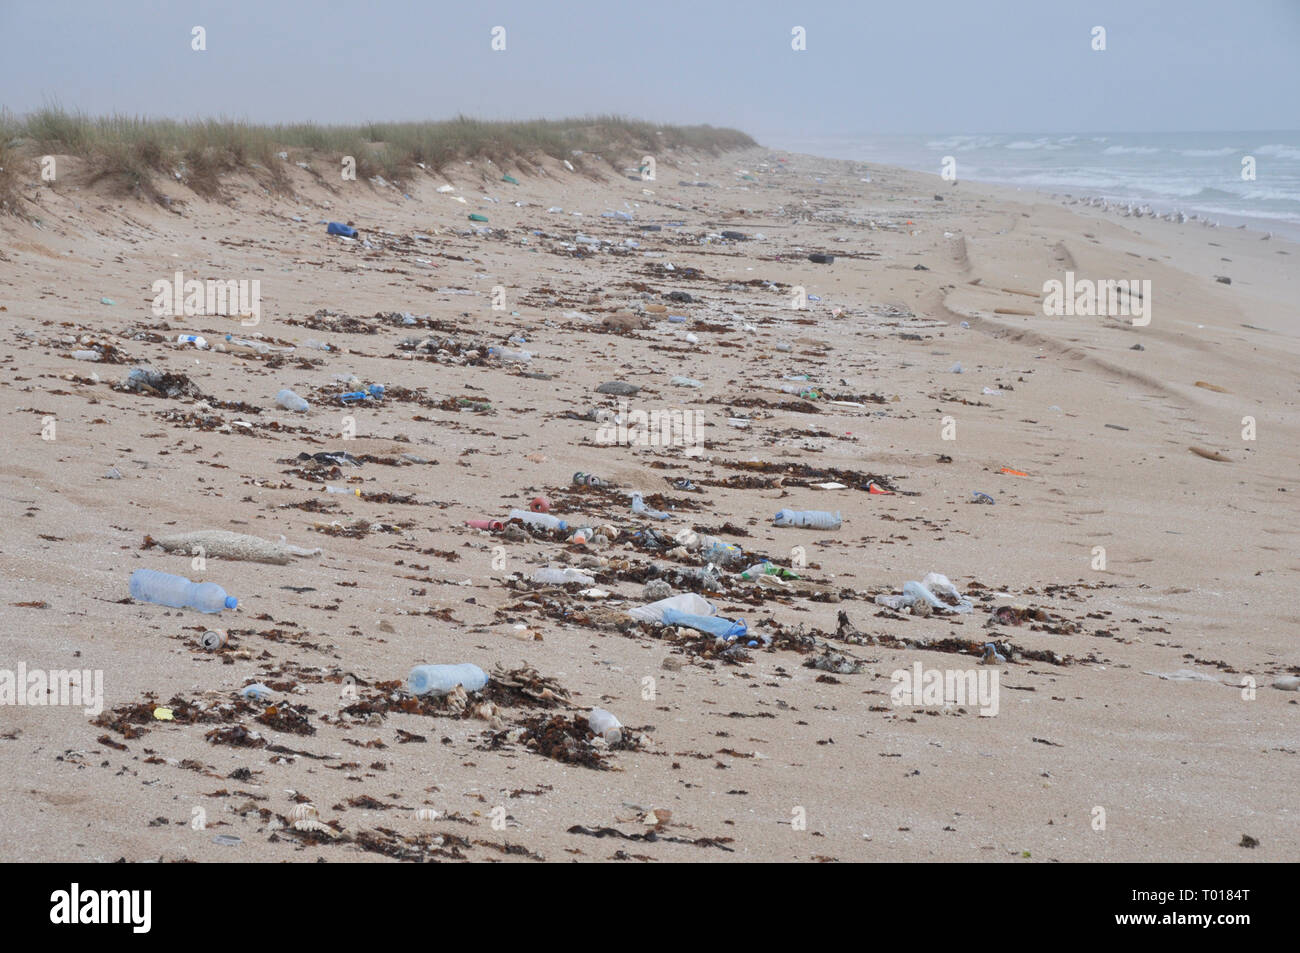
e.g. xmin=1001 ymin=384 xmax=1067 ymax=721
xmin=0 ymin=108 xmax=756 ymax=207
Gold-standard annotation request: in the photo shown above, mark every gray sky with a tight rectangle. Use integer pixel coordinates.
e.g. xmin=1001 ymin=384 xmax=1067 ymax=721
xmin=2 ymin=0 xmax=1297 ymax=139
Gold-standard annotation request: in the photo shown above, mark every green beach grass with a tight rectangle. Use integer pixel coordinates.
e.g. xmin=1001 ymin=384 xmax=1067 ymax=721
xmin=0 ymin=108 xmax=756 ymax=208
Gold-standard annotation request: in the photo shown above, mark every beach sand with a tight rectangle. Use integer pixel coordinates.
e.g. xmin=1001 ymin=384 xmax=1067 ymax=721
xmin=0 ymin=146 xmax=1295 ymax=862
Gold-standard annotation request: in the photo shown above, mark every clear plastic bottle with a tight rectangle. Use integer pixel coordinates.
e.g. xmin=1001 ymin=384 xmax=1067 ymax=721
xmin=508 ymin=509 xmax=567 ymax=531
xmin=773 ymin=509 xmax=842 ymax=530
xmin=407 ymin=663 xmax=488 ymax=696
xmin=631 ymin=492 xmax=671 ymax=521
xmin=487 ymin=346 xmax=531 ymax=363
xmin=130 ymin=569 xmax=237 ymax=614
xmin=276 ymin=389 xmax=309 ymax=412
xmin=531 ymin=567 xmax=595 ymax=585
xmin=587 ymin=708 xmax=623 ymax=744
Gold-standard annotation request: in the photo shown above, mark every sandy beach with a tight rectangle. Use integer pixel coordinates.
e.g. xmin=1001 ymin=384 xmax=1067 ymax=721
xmin=1 ymin=144 xmax=1295 ymax=863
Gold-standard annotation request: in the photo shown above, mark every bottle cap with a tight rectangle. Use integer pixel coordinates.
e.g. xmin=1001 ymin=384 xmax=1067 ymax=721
xmin=224 ymin=596 xmax=238 ymax=609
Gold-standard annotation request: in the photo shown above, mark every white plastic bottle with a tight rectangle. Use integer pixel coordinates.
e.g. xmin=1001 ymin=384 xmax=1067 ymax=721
xmin=508 ymin=509 xmax=567 ymax=531
xmin=276 ymin=389 xmax=309 ymax=412
xmin=587 ymin=708 xmax=623 ymax=744
xmin=531 ymin=567 xmax=596 ymax=585
xmin=407 ymin=663 xmax=489 ymax=697
xmin=130 ymin=569 xmax=238 ymax=614
xmin=773 ymin=509 xmax=842 ymax=530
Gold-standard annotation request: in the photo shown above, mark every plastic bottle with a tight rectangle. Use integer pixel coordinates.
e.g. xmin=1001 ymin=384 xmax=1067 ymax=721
xmin=631 ymin=492 xmax=671 ymax=521
xmin=407 ymin=663 xmax=488 ymax=697
xmin=224 ymin=335 xmax=281 ymax=356
xmin=661 ymin=607 xmax=748 ymax=641
xmin=587 ymin=708 xmax=623 ymax=744
xmin=627 ymin=592 xmax=716 ymax=623
xmin=531 ymin=567 xmax=596 ymax=586
xmin=276 ymin=389 xmax=309 ymax=412
xmin=130 ymin=568 xmax=237 ymax=614
xmin=740 ymin=562 xmax=799 ymax=581
xmin=340 ymin=384 xmax=385 ymax=404
xmin=699 ymin=539 xmax=744 ymax=567
xmin=508 ymin=509 xmax=567 ymax=531
xmin=327 ymin=222 xmax=357 ymax=237
xmin=487 ymin=346 xmax=531 ymax=363
xmin=325 ymin=485 xmax=361 ymax=496
xmin=773 ymin=509 xmax=842 ymax=530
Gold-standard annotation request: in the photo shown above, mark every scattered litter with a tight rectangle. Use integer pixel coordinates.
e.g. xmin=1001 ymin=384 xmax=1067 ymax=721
xmin=408 ymin=663 xmax=489 ymax=697
xmin=773 ymin=509 xmax=841 ymax=530
xmin=628 ymin=593 xmax=715 ymax=623
xmin=130 ymin=569 xmax=237 ymax=614
xmin=531 ymin=567 xmax=596 ymax=586
xmin=875 ymin=573 xmax=973 ymax=614
xmin=240 ymin=683 xmax=273 ymax=701
xmin=631 ymin=492 xmax=672 ymax=521
xmin=587 ymin=708 xmax=623 ymax=744
xmin=276 ymin=389 xmax=309 ymax=412
xmin=661 ymin=608 xmax=748 ymax=642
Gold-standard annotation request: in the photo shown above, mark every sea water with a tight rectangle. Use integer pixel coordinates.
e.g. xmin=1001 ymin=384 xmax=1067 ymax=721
xmin=774 ymin=131 xmax=1300 ymax=239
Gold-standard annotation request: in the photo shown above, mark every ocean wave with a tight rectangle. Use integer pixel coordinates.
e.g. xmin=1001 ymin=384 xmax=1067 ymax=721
xmin=1178 ymin=147 xmax=1237 ymax=157
xmin=926 ymin=135 xmax=1000 ymax=152
xmin=1236 ymin=187 xmax=1300 ymax=203
xmin=1174 ymin=204 xmax=1300 ymax=224
xmin=1255 ymin=143 xmax=1300 ymax=160
xmin=1006 ymin=138 xmax=1063 ymax=151
xmin=1102 ymin=145 xmax=1161 ymax=155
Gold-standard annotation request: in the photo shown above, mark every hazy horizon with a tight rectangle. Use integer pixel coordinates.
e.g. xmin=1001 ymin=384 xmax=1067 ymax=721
xmin=2 ymin=0 xmax=1297 ymax=140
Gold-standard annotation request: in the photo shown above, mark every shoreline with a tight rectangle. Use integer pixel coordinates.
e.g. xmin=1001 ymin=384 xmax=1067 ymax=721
xmin=769 ymin=133 xmax=1300 ymax=243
